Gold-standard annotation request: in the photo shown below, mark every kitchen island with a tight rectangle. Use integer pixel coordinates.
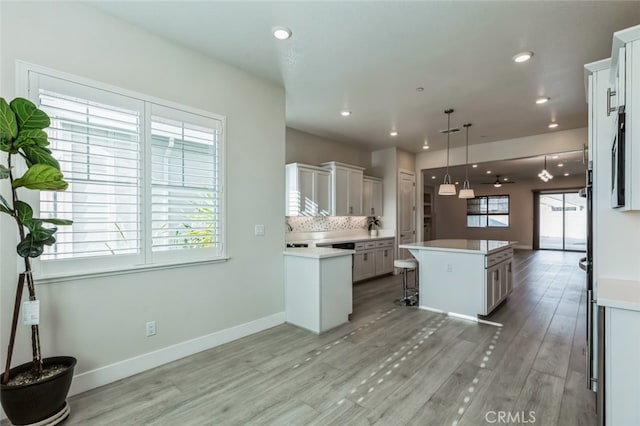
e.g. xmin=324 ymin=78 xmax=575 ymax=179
xmin=283 ymin=247 xmax=354 ymax=334
xmin=399 ymin=239 xmax=517 ymax=319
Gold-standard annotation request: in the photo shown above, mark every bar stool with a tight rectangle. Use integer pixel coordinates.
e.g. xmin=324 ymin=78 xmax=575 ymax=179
xmin=394 ymin=258 xmax=418 ymax=306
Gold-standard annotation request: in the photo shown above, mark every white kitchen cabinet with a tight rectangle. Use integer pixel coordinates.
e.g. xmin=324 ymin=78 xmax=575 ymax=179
xmin=597 ymin=278 xmax=640 ymax=426
xmin=285 ymin=163 xmax=330 ymax=216
xmin=363 ymin=176 xmax=383 ymax=217
xmin=375 ymin=246 xmax=394 ymax=276
xmin=353 ymin=251 xmax=376 ymax=282
xmin=284 ymin=248 xmax=354 ymax=334
xmin=321 ymin=162 xmax=364 ymax=216
xmin=609 ymin=29 xmax=640 ymax=211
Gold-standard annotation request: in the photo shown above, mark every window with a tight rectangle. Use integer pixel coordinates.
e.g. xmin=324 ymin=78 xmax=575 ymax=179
xmin=24 ymin=65 xmax=225 ymax=277
xmin=467 ymin=195 xmax=509 ymax=228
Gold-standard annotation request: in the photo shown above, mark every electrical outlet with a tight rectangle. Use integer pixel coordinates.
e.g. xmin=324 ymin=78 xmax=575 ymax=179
xmin=254 ymin=224 xmax=265 ymax=236
xmin=446 ymin=264 xmax=453 ymax=272
xmin=145 ymin=321 xmax=156 ymax=337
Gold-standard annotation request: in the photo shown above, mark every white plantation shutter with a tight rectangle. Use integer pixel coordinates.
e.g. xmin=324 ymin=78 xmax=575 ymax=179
xmin=36 ymin=80 xmax=142 ymax=268
xmin=24 ymin=66 xmax=226 ymax=278
xmin=150 ymin=104 xmax=222 ymax=259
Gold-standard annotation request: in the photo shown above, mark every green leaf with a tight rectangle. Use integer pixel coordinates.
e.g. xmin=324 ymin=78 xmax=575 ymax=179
xmin=21 ymin=145 xmax=60 ymax=169
xmin=0 ymin=194 xmax=12 ymax=215
xmin=0 ymin=164 xmax=9 ymax=179
xmin=0 ymin=97 xmax=18 ymax=142
xmin=17 ymin=234 xmax=45 ymax=258
xmin=39 ymin=218 xmax=73 ymax=225
xmin=15 ymin=129 xmax=48 ymax=149
xmin=12 ymin=164 xmax=68 ymax=191
xmin=31 ymin=225 xmax=57 ymax=242
xmin=10 ymin=98 xmax=50 ymax=130
xmin=14 ymin=201 xmax=33 ymax=224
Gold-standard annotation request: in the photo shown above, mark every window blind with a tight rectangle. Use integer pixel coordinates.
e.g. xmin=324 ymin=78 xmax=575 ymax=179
xmin=38 ymin=89 xmax=141 ymax=260
xmin=150 ymin=107 xmax=222 ymax=255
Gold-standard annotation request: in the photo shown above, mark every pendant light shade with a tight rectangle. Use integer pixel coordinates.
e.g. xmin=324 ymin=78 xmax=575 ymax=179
xmin=439 ymin=109 xmax=457 ymax=196
xmin=459 ymin=123 xmax=475 ymax=199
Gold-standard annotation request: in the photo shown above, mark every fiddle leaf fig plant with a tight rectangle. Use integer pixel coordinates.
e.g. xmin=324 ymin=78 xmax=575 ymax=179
xmin=0 ymin=96 xmax=72 ymax=384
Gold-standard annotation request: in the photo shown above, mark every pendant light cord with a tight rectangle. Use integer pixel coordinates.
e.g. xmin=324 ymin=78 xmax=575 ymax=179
xmin=444 ymin=109 xmax=453 ymax=184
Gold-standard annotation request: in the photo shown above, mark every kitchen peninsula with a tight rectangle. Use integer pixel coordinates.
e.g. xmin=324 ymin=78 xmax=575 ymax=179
xmin=399 ymin=239 xmax=517 ymax=319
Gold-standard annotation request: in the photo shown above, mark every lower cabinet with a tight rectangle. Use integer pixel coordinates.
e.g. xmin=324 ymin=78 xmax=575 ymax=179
xmin=352 ymin=238 xmax=395 ymax=282
xmin=375 ymin=248 xmax=394 ymax=276
xmin=353 ymin=251 xmax=376 ymax=282
xmin=483 ymin=252 xmax=513 ymax=315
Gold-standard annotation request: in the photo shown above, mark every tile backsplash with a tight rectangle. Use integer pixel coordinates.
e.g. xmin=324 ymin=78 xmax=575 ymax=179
xmin=286 ymin=216 xmax=368 ymax=233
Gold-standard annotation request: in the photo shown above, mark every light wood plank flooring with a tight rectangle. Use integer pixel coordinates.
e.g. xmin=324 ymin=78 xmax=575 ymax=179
xmin=9 ymin=250 xmax=597 ymax=425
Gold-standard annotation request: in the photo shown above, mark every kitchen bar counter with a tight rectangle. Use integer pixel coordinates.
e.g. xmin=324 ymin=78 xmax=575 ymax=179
xmin=400 ymin=239 xmax=516 ymax=319
xmin=401 ymin=239 xmax=516 ymax=255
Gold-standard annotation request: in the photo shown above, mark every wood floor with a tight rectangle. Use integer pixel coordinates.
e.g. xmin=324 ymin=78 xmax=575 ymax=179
xmin=42 ymin=250 xmax=598 ymax=425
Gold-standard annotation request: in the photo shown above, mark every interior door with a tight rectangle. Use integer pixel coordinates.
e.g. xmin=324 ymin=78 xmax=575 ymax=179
xmin=398 ymin=171 xmax=416 ymax=260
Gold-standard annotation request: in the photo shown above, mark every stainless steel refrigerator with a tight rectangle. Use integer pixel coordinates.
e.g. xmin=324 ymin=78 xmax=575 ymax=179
xmin=580 ymin=168 xmax=604 ymax=425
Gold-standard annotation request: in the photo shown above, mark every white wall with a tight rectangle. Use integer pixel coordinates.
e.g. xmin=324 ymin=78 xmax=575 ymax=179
xmin=0 ymin=1 xmax=285 ymax=395
xmin=286 ymin=127 xmax=373 ymax=171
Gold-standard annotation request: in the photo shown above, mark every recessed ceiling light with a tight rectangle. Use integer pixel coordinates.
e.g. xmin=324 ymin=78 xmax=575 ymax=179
xmin=564 ymin=173 xmax=570 ymax=176
xmin=389 ymin=131 xmax=398 ymax=137
xmin=272 ymin=26 xmax=292 ymax=40
xmin=455 ymin=181 xmax=460 ymax=185
xmin=558 ymin=163 xmax=564 ymax=167
xmin=340 ymin=110 xmax=351 ymax=117
xmin=503 ymin=177 xmax=508 ymax=181
xmin=416 ymin=87 xmax=424 ymax=92
xmin=548 ymin=123 xmax=559 ymax=129
xmin=431 ymin=175 xmax=436 ymax=179
xmin=486 ymin=170 xmax=492 ymax=174
xmin=551 ymin=155 xmax=559 ymax=159
xmin=422 ymin=145 xmax=429 ymax=150
xmin=536 ymin=97 xmax=550 ymax=104
xmin=513 ymin=51 xmax=534 ymax=63
xmin=472 ymin=164 xmax=478 ymax=168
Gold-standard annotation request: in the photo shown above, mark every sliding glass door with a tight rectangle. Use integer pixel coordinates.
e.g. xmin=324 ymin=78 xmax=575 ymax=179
xmin=538 ymin=192 xmax=586 ymax=251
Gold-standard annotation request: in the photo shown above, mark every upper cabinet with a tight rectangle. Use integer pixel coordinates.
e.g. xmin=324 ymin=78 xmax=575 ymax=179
xmin=321 ymin=162 xmax=364 ymax=216
xmin=363 ymin=176 xmax=383 ymax=217
xmin=285 ymin=163 xmax=331 ymax=216
xmin=609 ymin=26 xmax=640 ymax=211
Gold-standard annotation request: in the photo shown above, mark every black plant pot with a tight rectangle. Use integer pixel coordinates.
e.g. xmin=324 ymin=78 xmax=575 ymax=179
xmin=1 ymin=356 xmax=76 ymax=425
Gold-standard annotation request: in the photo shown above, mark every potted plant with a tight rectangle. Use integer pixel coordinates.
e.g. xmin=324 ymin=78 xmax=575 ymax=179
xmin=0 ymin=97 xmax=76 ymax=425
xmin=367 ymin=216 xmax=381 ymax=237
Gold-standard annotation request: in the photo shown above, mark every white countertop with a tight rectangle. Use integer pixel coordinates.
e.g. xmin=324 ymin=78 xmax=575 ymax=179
xmin=597 ymin=277 xmax=640 ymax=312
xmin=283 ymin=247 xmax=355 ymax=259
xmin=399 ymin=239 xmax=517 ymax=255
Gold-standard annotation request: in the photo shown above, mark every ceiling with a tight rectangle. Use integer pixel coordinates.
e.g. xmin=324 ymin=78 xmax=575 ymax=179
xmin=423 ymin=150 xmax=586 ymax=186
xmin=91 ymin=1 xmax=640 ymax=153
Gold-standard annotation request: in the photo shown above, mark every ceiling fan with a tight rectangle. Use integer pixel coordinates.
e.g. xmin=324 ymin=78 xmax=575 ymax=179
xmin=481 ymin=175 xmax=515 ymax=188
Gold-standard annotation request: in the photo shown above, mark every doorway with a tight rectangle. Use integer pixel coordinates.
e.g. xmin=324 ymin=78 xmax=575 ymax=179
xmin=398 ymin=170 xmax=416 ymax=260
xmin=535 ymin=191 xmax=586 ymax=251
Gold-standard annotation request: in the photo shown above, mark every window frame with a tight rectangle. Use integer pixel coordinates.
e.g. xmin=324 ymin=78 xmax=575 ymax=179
xmin=466 ymin=194 xmax=510 ymax=228
xmin=17 ymin=61 xmax=227 ymax=281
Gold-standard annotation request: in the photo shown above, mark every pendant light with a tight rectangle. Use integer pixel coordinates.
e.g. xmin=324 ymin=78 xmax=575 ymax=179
xmin=459 ymin=123 xmax=475 ymax=199
xmin=438 ymin=109 xmax=457 ymax=196
xmin=538 ymin=155 xmax=554 ymax=182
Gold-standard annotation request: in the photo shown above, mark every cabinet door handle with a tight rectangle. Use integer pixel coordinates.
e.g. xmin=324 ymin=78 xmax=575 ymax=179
xmin=607 ymin=87 xmax=617 ymax=116
xmin=364 ymin=253 xmax=368 ymax=261
xmin=349 ymin=206 xmax=353 ymax=214
xmin=371 ymin=207 xmax=374 ymax=215
xmin=384 ymin=250 xmax=388 ymax=257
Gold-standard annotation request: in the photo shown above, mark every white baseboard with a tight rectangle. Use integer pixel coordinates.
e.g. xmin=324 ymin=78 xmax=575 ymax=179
xmin=69 ymin=311 xmax=285 ymax=397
